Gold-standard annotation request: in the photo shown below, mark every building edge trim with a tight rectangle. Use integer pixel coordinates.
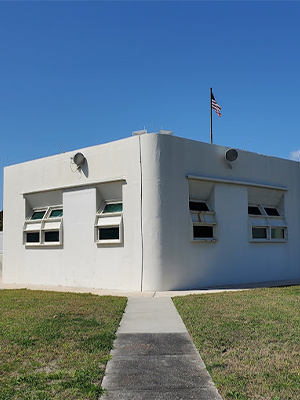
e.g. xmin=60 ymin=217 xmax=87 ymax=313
xmin=138 ymin=135 xmax=144 ymax=292
xmin=21 ymin=177 xmax=127 ymax=196
xmin=187 ymin=175 xmax=287 ymax=191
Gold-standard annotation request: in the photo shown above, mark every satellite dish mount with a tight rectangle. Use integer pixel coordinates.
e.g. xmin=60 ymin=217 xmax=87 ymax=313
xmin=225 ymin=148 xmax=238 ymax=168
xmin=72 ymin=152 xmax=86 ymax=170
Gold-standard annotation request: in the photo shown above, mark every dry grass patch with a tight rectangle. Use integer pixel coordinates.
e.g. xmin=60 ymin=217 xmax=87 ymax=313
xmin=0 ymin=289 xmax=127 ymax=400
xmin=173 ymin=286 xmax=300 ymax=400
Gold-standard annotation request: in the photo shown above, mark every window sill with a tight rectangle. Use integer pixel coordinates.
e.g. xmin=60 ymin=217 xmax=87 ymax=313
xmin=96 ymin=240 xmax=123 ymax=245
xmin=25 ymin=243 xmax=63 ymax=248
xmin=190 ymin=211 xmax=216 ymax=216
xmin=191 ymin=238 xmax=217 ymax=243
xmin=249 ymin=239 xmax=287 ymax=243
xmin=249 ymin=215 xmax=285 ymax=220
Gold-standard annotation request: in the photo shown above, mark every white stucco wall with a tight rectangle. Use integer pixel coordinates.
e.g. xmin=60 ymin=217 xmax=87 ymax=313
xmin=0 ymin=232 xmax=3 ymax=281
xmin=141 ymin=134 xmax=300 ymax=290
xmin=3 ymin=136 xmax=144 ymax=291
xmin=3 ymin=133 xmax=300 ymax=291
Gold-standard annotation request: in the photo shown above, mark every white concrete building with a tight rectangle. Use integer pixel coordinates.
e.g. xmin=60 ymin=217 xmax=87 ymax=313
xmin=0 ymin=232 xmax=3 ymax=280
xmin=2 ymin=132 xmax=300 ymax=291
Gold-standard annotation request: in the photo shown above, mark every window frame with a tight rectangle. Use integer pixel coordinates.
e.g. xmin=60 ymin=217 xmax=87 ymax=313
xmin=248 ymin=204 xmax=287 ymax=243
xmin=248 ymin=204 xmax=282 ymax=218
xmin=271 ymin=227 xmax=286 ymax=240
xmin=95 ymin=201 xmax=123 ymax=245
xmin=189 ymin=199 xmax=217 ymax=242
xmin=251 ymin=226 xmax=268 ymax=240
xmin=25 ymin=231 xmax=40 ymax=244
xmin=263 ymin=206 xmax=280 ymax=217
xmin=189 ymin=201 xmax=210 ymax=212
xmin=192 ymin=223 xmax=216 ymax=241
xmin=250 ymin=225 xmax=287 ymax=243
xmin=23 ymin=206 xmax=63 ymax=247
xmin=248 ymin=205 xmax=262 ymax=216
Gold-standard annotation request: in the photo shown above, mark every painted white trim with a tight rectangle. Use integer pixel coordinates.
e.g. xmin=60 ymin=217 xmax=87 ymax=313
xmin=23 ymin=205 xmax=63 ymax=247
xmin=95 ymin=215 xmax=122 ymax=227
xmin=21 ymin=177 xmax=126 ymax=196
xmin=0 ymin=232 xmax=3 ymax=254
xmin=187 ymin=175 xmax=287 ymax=191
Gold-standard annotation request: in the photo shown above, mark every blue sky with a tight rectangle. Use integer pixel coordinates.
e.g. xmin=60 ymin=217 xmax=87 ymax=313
xmin=1 ymin=1 xmax=300 ymax=209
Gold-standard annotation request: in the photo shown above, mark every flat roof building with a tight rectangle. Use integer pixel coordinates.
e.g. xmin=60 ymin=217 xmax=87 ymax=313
xmin=2 ymin=132 xmax=300 ymax=291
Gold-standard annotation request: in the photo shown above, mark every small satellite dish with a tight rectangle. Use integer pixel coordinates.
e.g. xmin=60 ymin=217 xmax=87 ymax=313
xmin=73 ymin=152 xmax=86 ymax=167
xmin=225 ymin=148 xmax=238 ymax=162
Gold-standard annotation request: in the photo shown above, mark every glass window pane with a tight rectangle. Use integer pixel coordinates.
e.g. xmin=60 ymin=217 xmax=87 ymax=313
xmin=99 ymin=227 xmax=119 ymax=240
xmin=252 ymin=227 xmax=267 ymax=239
xmin=271 ymin=228 xmax=285 ymax=239
xmin=26 ymin=232 xmax=40 ymax=243
xmin=49 ymin=209 xmax=63 ymax=218
xmin=264 ymin=207 xmax=280 ymax=216
xmin=193 ymin=225 xmax=214 ymax=239
xmin=248 ymin=206 xmax=261 ymax=215
xmin=103 ymin=203 xmax=123 ymax=213
xmin=31 ymin=211 xmax=46 ymax=220
xmin=189 ymin=201 xmax=209 ymax=212
xmin=44 ymin=231 xmax=60 ymax=242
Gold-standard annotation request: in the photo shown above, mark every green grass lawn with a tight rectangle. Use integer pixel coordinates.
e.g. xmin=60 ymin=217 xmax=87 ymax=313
xmin=0 ymin=289 xmax=127 ymax=400
xmin=173 ymin=286 xmax=300 ymax=400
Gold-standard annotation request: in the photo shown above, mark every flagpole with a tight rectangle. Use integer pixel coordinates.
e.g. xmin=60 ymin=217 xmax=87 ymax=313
xmin=210 ymin=87 xmax=213 ymax=144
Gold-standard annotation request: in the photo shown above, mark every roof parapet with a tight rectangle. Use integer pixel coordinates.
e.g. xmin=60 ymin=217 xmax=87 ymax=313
xmin=132 ymin=129 xmax=173 ymax=136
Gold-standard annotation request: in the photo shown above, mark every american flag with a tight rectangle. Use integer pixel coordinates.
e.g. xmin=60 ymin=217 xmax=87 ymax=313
xmin=211 ymin=92 xmax=221 ymax=117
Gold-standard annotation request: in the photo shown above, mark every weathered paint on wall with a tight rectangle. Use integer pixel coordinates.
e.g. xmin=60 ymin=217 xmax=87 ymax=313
xmin=3 ymin=133 xmax=300 ymax=291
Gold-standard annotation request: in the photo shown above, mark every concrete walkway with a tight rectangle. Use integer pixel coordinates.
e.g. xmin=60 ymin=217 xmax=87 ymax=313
xmin=100 ymin=297 xmax=222 ymax=399
xmin=2 ymin=281 xmax=300 ymax=399
xmin=1 ymin=278 xmax=300 ymax=297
